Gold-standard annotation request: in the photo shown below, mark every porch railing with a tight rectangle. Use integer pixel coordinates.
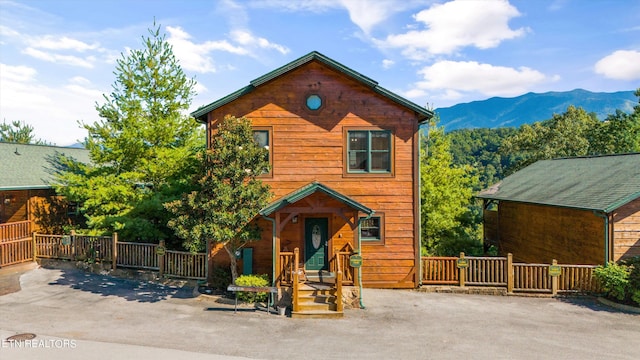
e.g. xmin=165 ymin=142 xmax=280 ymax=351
xmin=278 ymin=251 xmax=295 ymax=286
xmin=330 ymin=249 xmax=355 ymax=285
xmin=0 ymin=220 xmax=31 ymax=242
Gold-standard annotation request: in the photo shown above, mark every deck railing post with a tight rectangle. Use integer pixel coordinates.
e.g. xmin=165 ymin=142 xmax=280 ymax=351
xmin=551 ymin=259 xmax=558 ymax=296
xmin=112 ymin=232 xmax=118 ymax=270
xmin=158 ymin=240 xmax=165 ymax=278
xmin=32 ymin=232 xmax=37 ymax=261
xmin=507 ymin=253 xmax=514 ymax=293
xmin=459 ymin=252 xmax=466 ymax=288
xmin=336 ymin=270 xmax=343 ymax=312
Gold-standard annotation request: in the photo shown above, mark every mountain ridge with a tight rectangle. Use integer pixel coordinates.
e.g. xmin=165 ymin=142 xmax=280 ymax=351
xmin=436 ymin=89 xmax=637 ymax=131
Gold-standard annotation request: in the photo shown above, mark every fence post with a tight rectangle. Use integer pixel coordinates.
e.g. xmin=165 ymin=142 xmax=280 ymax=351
xmin=32 ymin=232 xmax=37 ymax=261
xmin=507 ymin=253 xmax=513 ymax=294
xmin=551 ymin=259 xmax=558 ymax=296
xmin=459 ymin=252 xmax=465 ymax=288
xmin=70 ymin=230 xmax=76 ymax=261
xmin=158 ymin=240 xmax=165 ymax=278
xmin=112 ymin=232 xmax=118 ymax=270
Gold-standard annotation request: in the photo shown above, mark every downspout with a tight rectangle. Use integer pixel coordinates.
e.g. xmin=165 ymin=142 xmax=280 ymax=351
xmin=592 ymin=210 xmax=609 ymax=266
xmin=262 ymin=215 xmax=277 ymax=307
xmin=357 ymin=212 xmax=374 ymax=309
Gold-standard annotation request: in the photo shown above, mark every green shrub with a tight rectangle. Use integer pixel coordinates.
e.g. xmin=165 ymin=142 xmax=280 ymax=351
xmin=233 ymin=274 xmax=269 ymax=303
xmin=594 ymin=263 xmax=630 ymax=302
xmin=619 ymin=256 xmax=640 ymax=306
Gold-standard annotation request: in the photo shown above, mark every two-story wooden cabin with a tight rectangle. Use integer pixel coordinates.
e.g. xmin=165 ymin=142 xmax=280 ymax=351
xmin=192 ymin=52 xmax=432 ymax=314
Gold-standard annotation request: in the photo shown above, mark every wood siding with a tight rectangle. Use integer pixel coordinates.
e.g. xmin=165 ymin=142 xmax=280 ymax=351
xmin=0 ymin=189 xmax=52 ymax=228
xmin=612 ymin=198 xmax=640 ymax=261
xmin=496 ymin=202 xmax=604 ymax=265
xmin=204 ymin=60 xmax=420 ymax=288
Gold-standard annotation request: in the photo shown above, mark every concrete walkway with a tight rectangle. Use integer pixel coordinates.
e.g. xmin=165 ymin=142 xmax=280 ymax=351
xmin=1 ymin=265 xmax=639 ymax=359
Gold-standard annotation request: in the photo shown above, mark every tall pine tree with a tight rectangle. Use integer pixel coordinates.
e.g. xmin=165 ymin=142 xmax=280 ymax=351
xmin=55 ymin=22 xmax=203 ymax=243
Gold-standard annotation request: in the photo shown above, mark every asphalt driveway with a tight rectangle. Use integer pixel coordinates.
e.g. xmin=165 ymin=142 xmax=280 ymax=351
xmin=1 ymin=265 xmax=639 ymax=359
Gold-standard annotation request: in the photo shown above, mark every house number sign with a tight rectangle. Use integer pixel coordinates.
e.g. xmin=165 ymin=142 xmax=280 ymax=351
xmin=349 ymin=255 xmax=363 ymax=268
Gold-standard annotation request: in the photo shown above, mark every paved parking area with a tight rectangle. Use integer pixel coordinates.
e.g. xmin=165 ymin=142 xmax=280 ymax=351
xmin=1 ymin=265 xmax=639 ymax=359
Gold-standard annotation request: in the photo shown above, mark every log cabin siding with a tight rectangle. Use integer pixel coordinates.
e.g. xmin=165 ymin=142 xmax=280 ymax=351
xmin=497 ymin=201 xmax=604 ymax=265
xmin=612 ymin=198 xmax=640 ymax=261
xmin=204 ymin=60 xmax=419 ymax=288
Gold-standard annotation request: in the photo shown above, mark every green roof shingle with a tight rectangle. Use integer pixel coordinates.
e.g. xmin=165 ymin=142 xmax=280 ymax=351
xmin=0 ymin=143 xmax=90 ymax=190
xmin=477 ymin=153 xmax=640 ymax=213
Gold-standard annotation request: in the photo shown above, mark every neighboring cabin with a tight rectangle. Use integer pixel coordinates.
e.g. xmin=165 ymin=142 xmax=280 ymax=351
xmin=192 ymin=51 xmax=433 ymax=289
xmin=478 ymin=153 xmax=640 ymax=265
xmin=0 ymin=142 xmax=89 ymax=230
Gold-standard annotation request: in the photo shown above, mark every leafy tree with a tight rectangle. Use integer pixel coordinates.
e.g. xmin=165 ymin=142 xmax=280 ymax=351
xmin=166 ymin=116 xmax=271 ymax=282
xmin=1 ymin=120 xmax=47 ymax=144
xmin=54 ymin=22 xmax=203 ymax=245
xmin=589 ymin=88 xmax=640 ymax=155
xmin=501 ymin=106 xmax=599 ymax=173
xmin=421 ymin=117 xmax=480 ymax=255
xmin=447 ymin=127 xmax=520 ymax=190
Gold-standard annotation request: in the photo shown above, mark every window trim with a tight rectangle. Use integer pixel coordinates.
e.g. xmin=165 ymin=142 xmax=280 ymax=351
xmin=252 ymin=126 xmax=273 ymax=178
xmin=343 ymin=127 xmax=395 ymax=178
xmin=359 ymin=213 xmax=385 ymax=245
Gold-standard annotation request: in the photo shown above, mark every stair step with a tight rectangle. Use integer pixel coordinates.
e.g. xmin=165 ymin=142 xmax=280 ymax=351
xmin=291 ymin=310 xmax=344 ymax=319
xmin=297 ymin=302 xmax=337 ymax=311
xmin=298 ymin=294 xmax=337 ymax=304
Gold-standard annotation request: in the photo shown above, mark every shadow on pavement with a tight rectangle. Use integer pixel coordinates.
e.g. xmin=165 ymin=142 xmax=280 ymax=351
xmin=48 ymin=268 xmax=194 ymax=303
xmin=556 ymin=295 xmax=639 ymax=314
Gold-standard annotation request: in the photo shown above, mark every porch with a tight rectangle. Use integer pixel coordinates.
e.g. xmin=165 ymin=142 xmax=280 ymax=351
xmin=259 ymin=182 xmax=372 ymax=318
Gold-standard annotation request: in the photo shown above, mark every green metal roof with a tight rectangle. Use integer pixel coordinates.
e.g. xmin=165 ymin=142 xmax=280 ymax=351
xmin=0 ymin=142 xmax=90 ymax=190
xmin=191 ymin=51 xmax=433 ymax=122
xmin=259 ymin=181 xmax=374 ymax=217
xmin=477 ymin=153 xmax=640 ymax=213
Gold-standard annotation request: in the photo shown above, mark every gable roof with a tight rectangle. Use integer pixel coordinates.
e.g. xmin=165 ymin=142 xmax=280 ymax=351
xmin=477 ymin=153 xmax=640 ymax=213
xmin=259 ymin=181 xmax=374 ymax=217
xmin=0 ymin=142 xmax=90 ymax=190
xmin=191 ymin=51 xmax=433 ymax=122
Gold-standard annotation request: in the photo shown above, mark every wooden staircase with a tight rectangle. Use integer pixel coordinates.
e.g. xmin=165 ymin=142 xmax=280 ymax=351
xmin=291 ymin=282 xmax=343 ymax=319
xmin=289 ymin=249 xmax=344 ymax=319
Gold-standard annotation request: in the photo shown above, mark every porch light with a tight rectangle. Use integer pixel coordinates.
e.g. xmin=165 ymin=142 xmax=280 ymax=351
xmin=292 ymin=216 xmax=298 ymax=224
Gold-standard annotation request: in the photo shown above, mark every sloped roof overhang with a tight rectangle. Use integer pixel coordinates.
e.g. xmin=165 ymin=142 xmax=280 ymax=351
xmin=259 ymin=181 xmax=373 ymax=217
xmin=191 ymin=51 xmax=433 ymax=123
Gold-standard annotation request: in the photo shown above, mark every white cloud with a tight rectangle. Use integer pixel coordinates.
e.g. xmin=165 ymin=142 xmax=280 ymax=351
xmin=594 ymin=50 xmax=640 ymax=80
xmin=382 ymin=59 xmax=394 ymax=69
xmin=230 ymin=30 xmax=289 ymax=54
xmin=166 ymin=26 xmax=289 ymax=74
xmin=26 ymin=35 xmax=100 ymax=52
xmin=0 ymin=63 xmax=102 ymax=145
xmin=413 ymin=60 xmax=556 ymax=99
xmin=379 ymin=0 xmax=527 ymax=59
xmin=0 ymin=63 xmax=37 ymax=82
xmin=339 ymin=0 xmax=415 ymax=34
xmin=22 ymin=47 xmax=95 ymax=68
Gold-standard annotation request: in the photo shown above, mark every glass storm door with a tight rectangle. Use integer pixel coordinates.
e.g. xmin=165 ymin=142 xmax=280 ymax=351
xmin=304 ymin=218 xmax=328 ymax=271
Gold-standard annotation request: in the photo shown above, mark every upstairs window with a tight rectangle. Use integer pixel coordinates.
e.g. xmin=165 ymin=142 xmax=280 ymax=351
xmin=346 ymin=130 xmax=392 ymax=174
xmin=252 ymin=127 xmax=272 ymax=177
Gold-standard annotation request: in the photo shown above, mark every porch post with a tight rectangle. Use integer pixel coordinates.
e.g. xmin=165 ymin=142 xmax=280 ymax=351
xmin=274 ymin=212 xmax=281 ymax=286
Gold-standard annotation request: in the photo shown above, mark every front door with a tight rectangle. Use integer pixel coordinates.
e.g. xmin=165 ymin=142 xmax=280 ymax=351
xmin=304 ymin=218 xmax=328 ymax=271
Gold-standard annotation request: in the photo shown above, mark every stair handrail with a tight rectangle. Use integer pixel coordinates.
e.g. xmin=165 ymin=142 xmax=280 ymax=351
xmin=292 ymin=248 xmax=300 ymax=313
xmin=335 ymin=251 xmax=343 ymax=312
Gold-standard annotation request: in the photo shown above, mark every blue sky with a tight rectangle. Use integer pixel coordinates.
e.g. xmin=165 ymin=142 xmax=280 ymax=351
xmin=1 ymin=0 xmax=639 ymax=146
